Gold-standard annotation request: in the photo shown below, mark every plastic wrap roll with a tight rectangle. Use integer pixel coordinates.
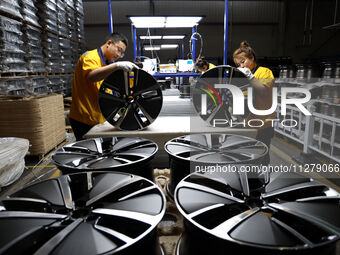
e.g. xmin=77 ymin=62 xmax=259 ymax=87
xmin=0 ymin=137 xmax=29 ymax=187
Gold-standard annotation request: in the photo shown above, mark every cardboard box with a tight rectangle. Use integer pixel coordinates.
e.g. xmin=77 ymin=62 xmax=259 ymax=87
xmin=0 ymin=94 xmax=66 ymax=155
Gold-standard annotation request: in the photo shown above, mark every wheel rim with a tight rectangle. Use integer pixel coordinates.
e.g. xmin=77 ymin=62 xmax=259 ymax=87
xmin=165 ymin=134 xmax=268 ymax=165
xmin=0 ymin=172 xmax=166 ymax=254
xmin=175 ymin=171 xmax=340 ymax=251
xmin=98 ymin=68 xmax=163 ymax=130
xmin=164 ymin=134 xmax=268 ymax=198
xmin=52 ymin=137 xmax=158 ymax=172
xmin=192 ymin=65 xmax=249 ymax=127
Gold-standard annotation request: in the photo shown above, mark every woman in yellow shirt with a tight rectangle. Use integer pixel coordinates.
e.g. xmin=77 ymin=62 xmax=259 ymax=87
xmin=195 ymin=57 xmax=215 ymax=73
xmin=233 ymin=41 xmax=275 ymax=165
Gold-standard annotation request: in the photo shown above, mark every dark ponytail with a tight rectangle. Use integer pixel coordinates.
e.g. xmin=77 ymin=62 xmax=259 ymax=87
xmin=233 ymin=40 xmax=257 ymax=61
xmin=195 ymin=57 xmax=209 ymax=70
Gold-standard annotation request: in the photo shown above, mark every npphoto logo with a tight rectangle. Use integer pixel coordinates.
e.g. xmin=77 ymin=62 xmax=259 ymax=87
xmin=192 ymin=66 xmax=312 ymax=128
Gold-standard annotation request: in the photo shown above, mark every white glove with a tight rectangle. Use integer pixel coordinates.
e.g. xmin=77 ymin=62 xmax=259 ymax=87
xmin=116 ymin=61 xmax=139 ymax=72
xmin=237 ymin=67 xmax=254 ymax=80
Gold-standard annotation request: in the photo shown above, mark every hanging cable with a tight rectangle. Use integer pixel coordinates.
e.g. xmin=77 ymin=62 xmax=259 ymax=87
xmin=145 ymin=28 xmax=160 ymax=65
xmin=189 ymin=32 xmax=203 ymax=60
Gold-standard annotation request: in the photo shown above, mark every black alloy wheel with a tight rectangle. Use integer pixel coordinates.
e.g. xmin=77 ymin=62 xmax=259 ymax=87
xmin=192 ymin=65 xmax=250 ymax=127
xmin=0 ymin=171 xmax=166 ymax=255
xmin=98 ymin=68 xmax=163 ymax=130
xmin=164 ymin=134 xmax=268 ymax=198
xmin=51 ymin=137 xmax=158 ymax=180
xmin=175 ymin=171 xmax=340 ymax=255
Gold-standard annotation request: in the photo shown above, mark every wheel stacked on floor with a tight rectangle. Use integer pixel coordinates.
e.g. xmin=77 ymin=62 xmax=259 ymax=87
xmin=51 ymin=136 xmax=158 ymax=180
xmin=164 ymin=133 xmax=268 ymax=198
xmin=0 ymin=171 xmax=166 ymax=255
xmin=174 ymin=171 xmax=340 ymax=255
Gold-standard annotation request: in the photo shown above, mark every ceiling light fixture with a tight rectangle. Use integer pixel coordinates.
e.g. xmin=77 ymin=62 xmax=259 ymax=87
xmin=162 ymin=35 xmax=185 ymax=39
xmin=161 ymin=44 xmax=179 ymax=49
xmin=144 ymin=46 xmax=161 ymax=51
xmin=140 ymin=36 xmax=162 ymax=40
xmin=129 ymin=16 xmax=203 ymax=28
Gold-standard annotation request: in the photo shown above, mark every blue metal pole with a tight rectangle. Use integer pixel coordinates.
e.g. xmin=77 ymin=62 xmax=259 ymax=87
xmin=223 ymin=0 xmax=228 ymax=65
xmin=138 ymin=40 xmax=141 ymax=57
xmin=108 ymin=0 xmax=113 ymax=33
xmin=182 ymin=39 xmax=184 ymax=59
xmin=133 ymin=26 xmax=137 ymax=61
xmin=192 ymin=26 xmax=196 ymax=62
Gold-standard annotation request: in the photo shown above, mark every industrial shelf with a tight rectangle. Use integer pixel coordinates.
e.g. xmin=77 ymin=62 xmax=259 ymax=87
xmin=275 ymin=102 xmax=340 ymax=163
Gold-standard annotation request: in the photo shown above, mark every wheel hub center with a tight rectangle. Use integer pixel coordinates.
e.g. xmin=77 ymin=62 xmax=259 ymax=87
xmin=245 ymin=190 xmax=265 ymax=208
xmin=72 ymin=208 xmax=91 ymax=219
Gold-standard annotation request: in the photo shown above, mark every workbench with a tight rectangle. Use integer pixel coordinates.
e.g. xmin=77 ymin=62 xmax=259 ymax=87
xmin=84 ymin=116 xmax=257 ymax=151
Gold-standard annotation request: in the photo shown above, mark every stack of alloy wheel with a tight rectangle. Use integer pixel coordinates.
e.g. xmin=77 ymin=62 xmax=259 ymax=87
xmin=179 ymin=84 xmax=192 ymax=98
xmin=164 ymin=133 xmax=269 ymax=198
xmin=174 ymin=171 xmax=340 ymax=255
xmin=0 ymin=171 xmax=166 ymax=255
xmin=52 ymin=137 xmax=158 ymax=180
xmin=53 ymin=68 xmax=162 ymax=179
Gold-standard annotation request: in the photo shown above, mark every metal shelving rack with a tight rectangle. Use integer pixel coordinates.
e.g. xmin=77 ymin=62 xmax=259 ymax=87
xmin=0 ymin=0 xmax=85 ymax=96
xmin=275 ymin=100 xmax=340 ymax=163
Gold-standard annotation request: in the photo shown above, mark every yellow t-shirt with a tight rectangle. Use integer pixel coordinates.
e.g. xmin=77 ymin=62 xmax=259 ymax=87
xmin=209 ymin=63 xmax=216 ymax=69
xmin=201 ymin=63 xmax=216 ymax=74
xmin=69 ymin=49 xmax=106 ymax=125
xmin=246 ymin=66 xmax=275 ymax=129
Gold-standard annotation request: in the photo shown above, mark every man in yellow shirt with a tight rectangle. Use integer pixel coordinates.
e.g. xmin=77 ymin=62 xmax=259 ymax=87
xmin=233 ymin=41 xmax=275 ymax=165
xmin=69 ymin=32 xmax=138 ymax=140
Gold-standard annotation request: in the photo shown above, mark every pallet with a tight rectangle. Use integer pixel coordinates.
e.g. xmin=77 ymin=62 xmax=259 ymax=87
xmin=42 ymin=28 xmax=59 ymax=37
xmin=0 ymin=9 xmax=23 ymax=23
xmin=0 ymin=72 xmax=30 ymax=78
xmin=26 ymin=139 xmax=67 ymax=161
xmin=22 ymin=19 xmax=42 ymax=30
xmin=0 ymin=72 xmax=60 ymax=78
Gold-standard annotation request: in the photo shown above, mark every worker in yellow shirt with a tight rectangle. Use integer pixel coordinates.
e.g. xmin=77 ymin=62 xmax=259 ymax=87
xmin=69 ymin=32 xmax=138 ymax=140
xmin=233 ymin=41 xmax=275 ymax=165
xmin=195 ymin=57 xmax=216 ymax=73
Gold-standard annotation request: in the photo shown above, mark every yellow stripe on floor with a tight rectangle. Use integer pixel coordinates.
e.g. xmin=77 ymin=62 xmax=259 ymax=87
xmin=26 ymin=165 xmax=56 ymax=168
xmin=50 ymin=169 xmax=61 ymax=178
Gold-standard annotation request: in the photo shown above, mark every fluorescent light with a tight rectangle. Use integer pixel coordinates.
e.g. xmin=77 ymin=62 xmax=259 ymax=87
xmin=144 ymin=46 xmax=161 ymax=51
xmin=165 ymin=16 xmax=202 ymax=28
xmin=161 ymin=44 xmax=178 ymax=49
xmin=129 ymin=17 xmax=165 ymax=28
xmin=140 ymin=36 xmax=162 ymax=40
xmin=129 ymin=16 xmax=203 ymax=28
xmin=167 ymin=17 xmax=203 ymax=23
xmin=162 ymin=35 xmax=185 ymax=39
xmin=140 ymin=35 xmax=185 ymax=40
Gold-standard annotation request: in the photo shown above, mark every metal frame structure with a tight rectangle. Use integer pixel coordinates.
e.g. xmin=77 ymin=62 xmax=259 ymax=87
xmin=108 ymin=0 xmax=113 ymax=33
xmin=275 ymin=103 xmax=340 ymax=163
xmin=132 ymin=25 xmax=198 ymax=62
xmin=224 ymin=0 xmax=228 ymax=65
xmin=107 ymin=0 xmax=229 ymax=64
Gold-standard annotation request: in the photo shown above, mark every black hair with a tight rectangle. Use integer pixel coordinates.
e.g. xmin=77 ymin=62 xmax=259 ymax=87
xmin=106 ymin=32 xmax=128 ymax=47
xmin=195 ymin=57 xmax=209 ymax=70
xmin=233 ymin=41 xmax=257 ymax=62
